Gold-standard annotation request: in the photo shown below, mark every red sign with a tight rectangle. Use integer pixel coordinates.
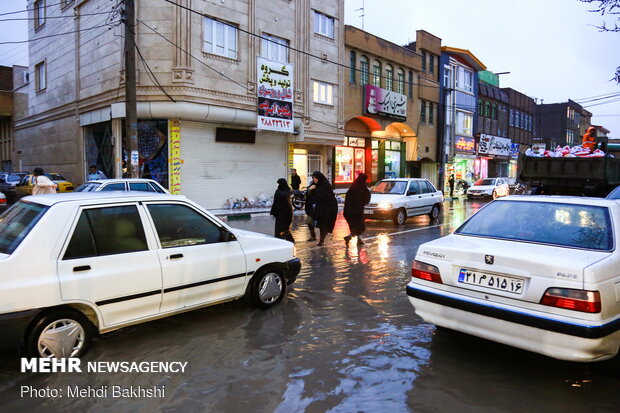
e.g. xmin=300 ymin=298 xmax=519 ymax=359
xmin=455 ymin=136 xmax=475 ymax=153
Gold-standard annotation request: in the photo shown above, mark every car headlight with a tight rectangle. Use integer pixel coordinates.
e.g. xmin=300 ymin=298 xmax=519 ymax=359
xmin=377 ymin=202 xmax=392 ymax=209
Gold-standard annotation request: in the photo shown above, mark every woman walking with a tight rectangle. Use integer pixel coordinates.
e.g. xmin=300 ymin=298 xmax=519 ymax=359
xmin=309 ymin=171 xmax=338 ymax=246
xmin=343 ymin=173 xmax=371 ymax=246
xmin=32 ymin=168 xmax=58 ymax=195
xmin=305 ymin=183 xmax=318 ymax=241
xmin=270 ymin=178 xmax=295 ymax=243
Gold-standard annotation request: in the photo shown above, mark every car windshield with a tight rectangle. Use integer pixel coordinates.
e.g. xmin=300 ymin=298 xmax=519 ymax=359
xmin=371 ymin=181 xmax=407 ymax=195
xmin=7 ymin=174 xmax=25 ymax=182
xmin=0 ymin=201 xmax=49 ymax=254
xmin=474 ymin=179 xmax=496 ymax=186
xmin=47 ymin=173 xmax=65 ymax=181
xmin=74 ymin=182 xmax=102 ymax=192
xmin=455 ymin=200 xmax=613 ymax=251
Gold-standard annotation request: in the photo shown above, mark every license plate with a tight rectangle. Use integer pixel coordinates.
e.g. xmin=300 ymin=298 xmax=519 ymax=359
xmin=364 ymin=209 xmax=373 ymax=214
xmin=458 ymin=269 xmax=524 ymax=294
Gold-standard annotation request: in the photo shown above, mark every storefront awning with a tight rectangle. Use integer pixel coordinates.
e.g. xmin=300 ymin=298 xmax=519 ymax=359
xmin=352 ymin=116 xmax=382 ymax=132
xmin=385 ymin=122 xmax=416 ymax=138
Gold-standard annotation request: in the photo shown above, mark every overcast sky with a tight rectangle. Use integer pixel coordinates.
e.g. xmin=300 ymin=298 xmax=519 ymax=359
xmin=345 ymin=0 xmax=620 ymax=136
xmin=1 ymin=0 xmax=618 ymax=136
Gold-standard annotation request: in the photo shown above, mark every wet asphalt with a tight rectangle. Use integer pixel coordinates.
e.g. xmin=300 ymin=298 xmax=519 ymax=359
xmin=0 ymin=197 xmax=619 ymax=412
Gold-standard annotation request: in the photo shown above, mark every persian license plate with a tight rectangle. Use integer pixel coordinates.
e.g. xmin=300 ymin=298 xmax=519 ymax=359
xmin=458 ymin=269 xmax=524 ymax=294
xmin=364 ymin=209 xmax=373 ymax=214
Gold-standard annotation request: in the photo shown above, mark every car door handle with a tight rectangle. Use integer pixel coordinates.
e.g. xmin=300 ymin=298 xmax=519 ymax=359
xmin=73 ymin=265 xmax=91 ymax=272
xmin=169 ymin=254 xmax=184 ymax=260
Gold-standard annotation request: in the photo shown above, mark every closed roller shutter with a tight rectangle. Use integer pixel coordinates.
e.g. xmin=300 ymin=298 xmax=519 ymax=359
xmin=181 ymin=121 xmax=287 ymax=210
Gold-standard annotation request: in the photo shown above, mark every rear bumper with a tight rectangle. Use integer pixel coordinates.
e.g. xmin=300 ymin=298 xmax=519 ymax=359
xmin=284 ymin=258 xmax=301 ymax=285
xmin=406 ymin=283 xmax=620 ymax=362
xmin=0 ymin=309 xmax=40 ymax=352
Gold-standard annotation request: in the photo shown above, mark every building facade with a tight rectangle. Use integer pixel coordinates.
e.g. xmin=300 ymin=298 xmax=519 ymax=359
xmin=14 ymin=0 xmax=345 ymax=209
xmin=536 ymin=99 xmax=592 ymax=150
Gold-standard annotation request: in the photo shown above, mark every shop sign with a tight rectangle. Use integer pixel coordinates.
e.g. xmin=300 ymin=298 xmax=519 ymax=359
xmin=455 ymin=136 xmax=475 ymax=153
xmin=478 ymin=134 xmax=511 ymax=157
xmin=169 ymin=119 xmax=182 ymax=195
xmin=257 ymin=57 xmax=294 ymax=133
xmin=364 ymin=85 xmax=407 ymax=120
xmin=510 ymin=143 xmax=520 ymax=158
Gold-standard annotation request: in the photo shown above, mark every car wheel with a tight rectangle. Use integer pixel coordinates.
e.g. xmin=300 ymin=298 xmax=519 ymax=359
xmin=392 ymin=209 xmax=406 ymax=225
xmin=25 ymin=310 xmax=92 ymax=358
xmin=492 ymin=190 xmax=498 ymax=200
xmin=247 ymin=268 xmax=286 ymax=309
xmin=428 ymin=204 xmax=440 ymax=221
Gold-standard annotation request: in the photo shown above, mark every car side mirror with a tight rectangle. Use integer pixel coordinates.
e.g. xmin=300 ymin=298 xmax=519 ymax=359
xmin=220 ymin=228 xmax=236 ymax=242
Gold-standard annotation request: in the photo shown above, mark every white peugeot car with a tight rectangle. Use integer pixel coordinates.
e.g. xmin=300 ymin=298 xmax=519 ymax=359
xmin=364 ymin=178 xmax=444 ymax=225
xmin=466 ymin=177 xmax=510 ymax=200
xmin=0 ymin=192 xmax=300 ymax=358
xmin=74 ymin=178 xmax=169 ymax=194
xmin=407 ymin=196 xmax=620 ymax=362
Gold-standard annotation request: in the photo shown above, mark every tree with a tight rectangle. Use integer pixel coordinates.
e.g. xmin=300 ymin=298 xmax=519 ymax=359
xmin=580 ymin=0 xmax=620 ymax=82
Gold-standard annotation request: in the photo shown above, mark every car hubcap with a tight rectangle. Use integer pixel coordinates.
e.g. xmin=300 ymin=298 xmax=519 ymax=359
xmin=432 ymin=207 xmax=438 ymax=219
xmin=38 ymin=319 xmax=85 ymax=358
xmin=398 ymin=211 xmax=405 ymax=224
xmin=259 ymin=273 xmax=283 ymax=303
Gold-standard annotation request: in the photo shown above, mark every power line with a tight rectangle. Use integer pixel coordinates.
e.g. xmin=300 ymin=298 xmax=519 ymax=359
xmin=0 ymin=21 xmax=121 ymax=45
xmin=0 ymin=11 xmax=111 ymax=22
xmin=134 ymin=43 xmax=176 ymax=102
xmin=0 ymin=1 xmax=72 ymax=17
xmin=583 ymin=97 xmax=620 ymax=108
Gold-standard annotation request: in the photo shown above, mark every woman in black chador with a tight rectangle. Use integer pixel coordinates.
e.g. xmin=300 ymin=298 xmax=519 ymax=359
xmin=343 ymin=173 xmax=371 ymax=246
xmin=309 ymin=171 xmax=338 ymax=246
xmin=270 ymin=178 xmax=295 ymax=243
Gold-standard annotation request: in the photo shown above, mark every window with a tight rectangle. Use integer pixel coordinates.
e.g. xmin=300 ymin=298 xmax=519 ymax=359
xmin=129 ymin=182 xmax=156 ymax=192
xmin=349 ymin=51 xmax=356 ymax=83
xmin=101 ymin=183 xmax=126 ymax=191
xmin=408 ymin=71 xmax=413 ymax=98
xmin=492 ymin=103 xmax=498 ymax=120
xmin=478 ymin=99 xmax=484 ymax=115
xmin=147 ymin=204 xmax=224 ymax=248
xmin=420 ymin=100 xmax=427 ymax=124
xmin=385 ymin=64 xmax=393 ymax=91
xmin=261 ymin=33 xmax=288 ymax=62
xmin=360 ymin=56 xmax=369 ymax=85
xmin=372 ymin=61 xmax=381 ymax=87
xmin=485 ymin=101 xmax=491 ymax=118
xmin=313 ymin=80 xmax=333 ymax=105
xmin=509 ymin=110 xmax=515 ymax=126
xmin=64 ymin=206 xmax=148 ymax=259
xmin=313 ymin=11 xmax=334 ymax=38
xmin=429 ymin=54 xmax=434 ymax=74
xmin=203 ymin=16 xmax=237 ymax=59
xmin=429 ymin=102 xmax=434 ymax=124
xmin=456 ymin=111 xmax=473 ymax=136
xmin=456 ymin=66 xmax=473 ymax=92
xmin=407 ymin=181 xmax=421 ymax=195
xmin=35 ymin=61 xmax=46 ymax=92
xmin=421 ymin=50 xmax=427 ymax=71
xmin=396 ymin=69 xmax=405 ymax=94
xmin=34 ymin=0 xmax=45 ymax=30
xmin=443 ymin=66 xmax=451 ymax=88
xmin=0 ymin=202 xmax=48 ymax=255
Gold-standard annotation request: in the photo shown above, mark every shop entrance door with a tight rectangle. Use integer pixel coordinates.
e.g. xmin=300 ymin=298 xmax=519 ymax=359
xmin=307 ymin=155 xmax=322 ymax=186
xmin=293 ymin=153 xmax=308 ymax=188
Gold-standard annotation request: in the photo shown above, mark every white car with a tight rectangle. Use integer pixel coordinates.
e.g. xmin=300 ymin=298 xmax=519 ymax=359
xmin=0 ymin=192 xmax=6 ymax=211
xmin=466 ymin=177 xmax=510 ymax=200
xmin=407 ymin=196 xmax=620 ymax=362
xmin=364 ymin=178 xmax=444 ymax=225
xmin=0 ymin=192 xmax=300 ymax=358
xmin=74 ymin=178 xmax=169 ymax=193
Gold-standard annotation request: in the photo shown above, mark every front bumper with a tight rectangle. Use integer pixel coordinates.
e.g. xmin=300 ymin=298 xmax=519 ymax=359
xmin=284 ymin=258 xmax=301 ymax=285
xmin=406 ymin=283 xmax=620 ymax=362
xmin=467 ymin=192 xmax=491 ymax=198
xmin=0 ymin=309 xmax=40 ymax=352
xmin=364 ymin=208 xmax=394 ymax=220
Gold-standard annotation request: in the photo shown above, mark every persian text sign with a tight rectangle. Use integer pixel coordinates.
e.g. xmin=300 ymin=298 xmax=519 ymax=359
xmin=169 ymin=119 xmax=182 ymax=195
xmin=455 ymin=136 xmax=475 ymax=153
xmin=364 ymin=85 xmax=407 ymax=120
xmin=478 ymin=134 xmax=511 ymax=157
xmin=257 ymin=57 xmax=293 ymax=133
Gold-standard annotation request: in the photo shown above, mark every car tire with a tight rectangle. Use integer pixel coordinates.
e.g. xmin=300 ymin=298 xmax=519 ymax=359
xmin=428 ymin=204 xmax=440 ymax=221
xmin=492 ymin=190 xmax=498 ymax=200
xmin=393 ymin=208 xmax=407 ymax=225
xmin=247 ymin=268 xmax=286 ymax=309
xmin=25 ymin=309 xmax=93 ymax=358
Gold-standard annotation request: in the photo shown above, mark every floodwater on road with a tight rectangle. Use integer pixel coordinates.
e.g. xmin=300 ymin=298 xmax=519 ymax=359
xmin=1 ymin=198 xmax=619 ymax=412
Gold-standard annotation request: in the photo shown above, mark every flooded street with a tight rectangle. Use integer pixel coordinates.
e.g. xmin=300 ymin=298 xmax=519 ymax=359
xmin=1 ymin=198 xmax=619 ymax=412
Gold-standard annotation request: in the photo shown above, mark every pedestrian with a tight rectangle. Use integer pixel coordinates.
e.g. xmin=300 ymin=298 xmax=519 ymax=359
xmin=291 ymin=168 xmax=301 ymax=191
xmin=343 ymin=173 xmax=371 ymax=246
xmin=32 ymin=168 xmax=58 ymax=195
xmin=270 ymin=178 xmax=295 ymax=243
xmin=88 ymin=165 xmax=107 ymax=180
xmin=309 ymin=171 xmax=338 ymax=246
xmin=305 ymin=182 xmax=318 ymax=241
xmin=448 ymin=174 xmax=455 ymax=197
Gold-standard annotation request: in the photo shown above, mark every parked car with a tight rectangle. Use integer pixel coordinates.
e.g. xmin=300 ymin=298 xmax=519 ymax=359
xmin=407 ymin=195 xmax=620 ymax=362
xmin=0 ymin=192 xmax=300 ymax=358
xmin=0 ymin=192 xmax=6 ymax=211
xmin=14 ymin=173 xmax=74 ymax=199
xmin=364 ymin=178 xmax=444 ymax=225
xmin=0 ymin=172 xmax=29 ymax=203
xmin=74 ymin=178 xmax=169 ymax=194
xmin=466 ymin=177 xmax=510 ymax=200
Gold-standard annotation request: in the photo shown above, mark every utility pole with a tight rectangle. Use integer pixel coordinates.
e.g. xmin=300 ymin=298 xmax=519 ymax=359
xmin=124 ymin=0 xmax=139 ymax=178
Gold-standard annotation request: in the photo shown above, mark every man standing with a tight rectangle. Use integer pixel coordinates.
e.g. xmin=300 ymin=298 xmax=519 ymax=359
xmin=88 ymin=165 xmax=107 ymax=180
xmin=291 ymin=168 xmax=301 ymax=190
xmin=448 ymin=174 xmax=455 ymax=197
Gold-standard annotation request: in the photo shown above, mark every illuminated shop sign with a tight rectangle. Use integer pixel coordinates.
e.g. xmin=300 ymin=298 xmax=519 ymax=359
xmin=479 ymin=134 xmax=511 ymax=156
xmin=257 ymin=57 xmax=294 ymax=133
xmin=364 ymin=85 xmax=407 ymax=120
xmin=455 ymin=136 xmax=475 ymax=153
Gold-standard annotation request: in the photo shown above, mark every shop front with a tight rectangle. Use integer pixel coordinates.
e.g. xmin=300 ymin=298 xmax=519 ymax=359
xmin=478 ymin=134 xmax=513 ymax=180
xmin=334 ymin=137 xmax=367 ymax=185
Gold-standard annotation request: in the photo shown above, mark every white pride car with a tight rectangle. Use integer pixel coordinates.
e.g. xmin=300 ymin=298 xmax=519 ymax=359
xmin=0 ymin=192 xmax=300 ymax=358
xmin=407 ymin=196 xmax=620 ymax=362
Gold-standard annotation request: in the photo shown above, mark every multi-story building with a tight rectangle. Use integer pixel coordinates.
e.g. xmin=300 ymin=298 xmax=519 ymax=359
xmin=342 ymin=26 xmax=439 ymax=187
xmin=0 ymin=66 xmax=14 ymax=172
xmin=14 ymin=0 xmax=344 ymax=209
xmin=536 ymin=99 xmax=592 ymax=150
xmin=501 ymin=87 xmax=535 ymax=178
